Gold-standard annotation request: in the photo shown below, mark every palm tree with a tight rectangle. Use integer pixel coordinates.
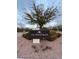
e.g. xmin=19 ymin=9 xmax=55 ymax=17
xmin=24 ymin=2 xmax=58 ymax=29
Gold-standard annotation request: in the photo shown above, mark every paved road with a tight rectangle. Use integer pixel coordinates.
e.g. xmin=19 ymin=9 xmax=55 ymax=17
xmin=17 ymin=32 xmax=62 ymax=59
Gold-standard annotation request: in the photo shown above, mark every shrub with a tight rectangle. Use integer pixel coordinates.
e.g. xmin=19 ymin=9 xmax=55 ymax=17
xmin=47 ymin=30 xmax=61 ymax=41
xmin=17 ymin=27 xmax=32 ymax=32
xmin=22 ymin=32 xmax=31 ymax=40
xmin=51 ymin=25 xmax=62 ymax=31
xmin=17 ymin=28 xmax=23 ymax=32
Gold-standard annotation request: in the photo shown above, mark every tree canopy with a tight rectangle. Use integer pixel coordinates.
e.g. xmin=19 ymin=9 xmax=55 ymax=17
xmin=24 ymin=2 xmax=58 ymax=29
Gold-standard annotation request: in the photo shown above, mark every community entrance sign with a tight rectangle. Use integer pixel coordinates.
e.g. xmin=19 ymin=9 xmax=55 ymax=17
xmin=29 ymin=30 xmax=50 ymax=40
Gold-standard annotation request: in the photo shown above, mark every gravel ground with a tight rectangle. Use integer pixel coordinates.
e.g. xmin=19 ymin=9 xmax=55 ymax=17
xmin=17 ymin=32 xmax=62 ymax=59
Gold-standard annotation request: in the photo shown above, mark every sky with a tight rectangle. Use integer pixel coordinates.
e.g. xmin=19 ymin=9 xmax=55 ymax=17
xmin=17 ymin=0 xmax=62 ymax=28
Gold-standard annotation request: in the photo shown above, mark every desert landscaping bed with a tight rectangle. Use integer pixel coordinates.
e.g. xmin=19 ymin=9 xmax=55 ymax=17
xmin=17 ymin=32 xmax=62 ymax=59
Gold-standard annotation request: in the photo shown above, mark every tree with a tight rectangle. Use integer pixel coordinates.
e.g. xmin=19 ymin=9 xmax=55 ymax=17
xmin=24 ymin=2 xmax=58 ymax=29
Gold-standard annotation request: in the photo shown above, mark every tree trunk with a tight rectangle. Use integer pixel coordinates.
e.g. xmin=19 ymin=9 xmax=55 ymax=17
xmin=39 ymin=25 xmax=43 ymax=30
